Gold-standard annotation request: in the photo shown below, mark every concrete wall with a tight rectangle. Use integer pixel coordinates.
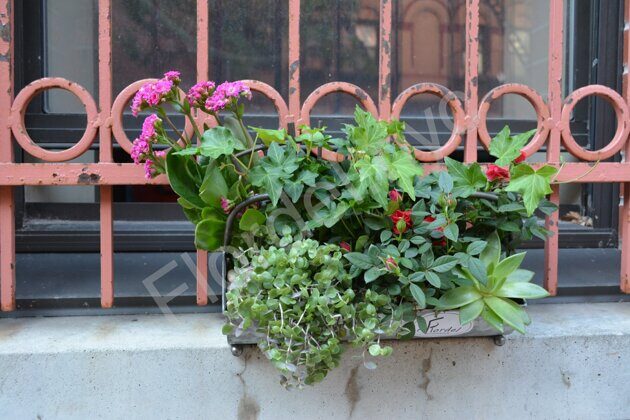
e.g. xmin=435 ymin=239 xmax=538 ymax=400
xmin=1 ymin=303 xmax=629 ymax=420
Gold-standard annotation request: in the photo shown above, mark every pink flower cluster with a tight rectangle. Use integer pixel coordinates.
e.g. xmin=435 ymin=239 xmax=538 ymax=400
xmin=131 ymin=114 xmax=163 ymax=180
xmin=131 ymin=71 xmax=180 ymax=116
xmin=205 ymin=81 xmax=252 ymax=112
xmin=187 ymin=81 xmax=216 ymax=108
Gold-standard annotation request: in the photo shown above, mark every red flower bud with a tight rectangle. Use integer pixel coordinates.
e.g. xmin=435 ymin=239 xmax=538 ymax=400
xmin=389 ymin=189 xmax=402 ymax=202
xmin=390 ymin=209 xmax=412 ymax=234
xmin=514 ymin=150 xmax=527 ymax=164
xmin=339 ymin=241 xmax=351 ymax=252
xmin=486 ymin=164 xmax=510 ymax=182
xmin=385 ymin=256 xmax=398 ymax=271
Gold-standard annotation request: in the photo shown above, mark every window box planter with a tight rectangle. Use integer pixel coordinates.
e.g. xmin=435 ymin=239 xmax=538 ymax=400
xmin=222 ymin=192 xmax=515 ymax=354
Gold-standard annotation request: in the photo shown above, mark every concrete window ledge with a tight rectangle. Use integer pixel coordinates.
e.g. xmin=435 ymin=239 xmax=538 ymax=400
xmin=1 ymin=303 xmax=629 ymax=420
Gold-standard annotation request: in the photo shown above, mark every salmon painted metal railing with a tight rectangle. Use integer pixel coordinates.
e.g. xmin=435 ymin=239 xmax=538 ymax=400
xmin=1 ymin=0 xmax=630 ymax=311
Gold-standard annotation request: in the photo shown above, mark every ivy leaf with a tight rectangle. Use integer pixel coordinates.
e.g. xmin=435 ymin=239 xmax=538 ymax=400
xmin=283 ymin=181 xmax=304 ymax=203
xmin=505 ymin=164 xmax=558 ymax=216
xmin=296 ymin=170 xmax=318 ymax=187
xmin=199 ymin=126 xmax=245 ymax=158
xmin=385 ymin=150 xmax=424 ymax=200
xmin=251 ymin=127 xmax=286 ymax=146
xmin=444 ymin=157 xmax=487 ymax=197
xmin=437 ymin=171 xmax=453 ymax=194
xmin=489 ymin=126 xmax=535 ymax=166
xmin=354 ymin=156 xmax=389 ymax=207
xmin=346 ymin=106 xmax=388 ymax=155
xmin=249 ymin=164 xmax=285 ymax=206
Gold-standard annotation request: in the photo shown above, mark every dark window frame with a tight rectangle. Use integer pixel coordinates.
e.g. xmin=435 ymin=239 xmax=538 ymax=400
xmin=5 ymin=0 xmax=625 ymax=314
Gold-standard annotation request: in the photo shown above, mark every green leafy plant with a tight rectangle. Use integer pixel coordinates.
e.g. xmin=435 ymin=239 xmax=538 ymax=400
xmin=129 ymin=72 xmax=566 ymax=386
xmin=437 ymin=232 xmax=549 ymax=333
xmin=223 ymin=239 xmax=397 ymax=387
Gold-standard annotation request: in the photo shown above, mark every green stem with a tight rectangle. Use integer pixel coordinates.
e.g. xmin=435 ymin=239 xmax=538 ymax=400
xmin=160 ymin=111 xmax=186 ymax=143
xmin=185 ymin=110 xmax=202 ymax=143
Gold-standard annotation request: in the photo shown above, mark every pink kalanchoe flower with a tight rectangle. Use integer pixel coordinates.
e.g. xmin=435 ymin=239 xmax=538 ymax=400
xmin=154 ymin=150 xmax=167 ymax=159
xmin=187 ymin=81 xmax=216 ymax=108
xmin=163 ymin=71 xmax=181 ymax=83
xmin=144 ymin=159 xmax=155 ymax=179
xmin=220 ymin=197 xmax=233 ymax=214
xmin=205 ymin=93 xmax=230 ymax=112
xmin=205 ymin=81 xmax=252 ymax=112
xmin=141 ymin=114 xmax=161 ymax=140
xmin=131 ymin=78 xmax=175 ymax=116
xmin=130 ymin=138 xmax=149 ymax=164
xmin=389 ymin=189 xmax=402 ymax=202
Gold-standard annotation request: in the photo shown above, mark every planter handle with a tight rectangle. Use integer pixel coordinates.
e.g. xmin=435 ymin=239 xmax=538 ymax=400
xmin=468 ymin=191 xmax=499 ymax=202
xmin=223 ymin=193 xmax=270 ymax=248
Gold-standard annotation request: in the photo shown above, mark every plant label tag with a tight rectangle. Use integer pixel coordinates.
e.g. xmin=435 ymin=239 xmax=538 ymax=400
xmin=415 ymin=310 xmax=473 ymax=338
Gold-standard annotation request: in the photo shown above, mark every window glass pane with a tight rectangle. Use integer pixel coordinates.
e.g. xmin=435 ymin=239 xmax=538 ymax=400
xmin=44 ymin=0 xmax=98 ymax=113
xmin=395 ymin=0 xmax=550 ymax=119
xmin=209 ymin=0 xmax=288 ymax=115
xmin=301 ymin=0 xmax=380 ymax=116
xmin=112 ymin=0 xmax=197 ymax=92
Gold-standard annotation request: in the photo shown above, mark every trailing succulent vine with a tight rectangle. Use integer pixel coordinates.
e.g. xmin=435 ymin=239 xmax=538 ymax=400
xmin=131 ymin=72 xmax=559 ymax=386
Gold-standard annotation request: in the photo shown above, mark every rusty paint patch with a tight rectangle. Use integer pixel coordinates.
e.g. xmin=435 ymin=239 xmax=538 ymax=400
xmin=77 ymin=172 xmax=101 ymax=184
xmin=289 ymin=60 xmax=299 ymax=79
xmin=354 ymin=88 xmax=367 ymax=101
xmin=0 ymin=22 xmax=10 ymax=42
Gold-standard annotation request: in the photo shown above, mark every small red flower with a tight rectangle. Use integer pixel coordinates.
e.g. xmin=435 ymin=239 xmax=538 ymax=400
xmin=389 ymin=189 xmax=402 ymax=202
xmin=385 ymin=256 xmax=398 ymax=271
xmin=433 ymin=238 xmax=447 ymax=247
xmin=391 ymin=209 xmax=412 ymax=234
xmin=424 ymin=216 xmax=444 ymax=233
xmin=339 ymin=241 xmax=351 ymax=252
xmin=486 ymin=164 xmax=510 ymax=182
xmin=514 ymin=150 xmax=527 ymax=164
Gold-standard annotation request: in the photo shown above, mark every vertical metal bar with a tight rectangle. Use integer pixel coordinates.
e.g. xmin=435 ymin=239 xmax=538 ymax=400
xmin=288 ymin=0 xmax=300 ymax=123
xmin=196 ymin=0 xmax=210 ymax=305
xmin=544 ymin=0 xmax=564 ymax=296
xmin=464 ymin=0 xmax=479 ymax=163
xmin=621 ymin=0 xmax=630 ymax=293
xmin=378 ymin=0 xmax=392 ymax=120
xmin=98 ymin=0 xmax=114 ymax=308
xmin=0 ymin=0 xmax=15 ymax=311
